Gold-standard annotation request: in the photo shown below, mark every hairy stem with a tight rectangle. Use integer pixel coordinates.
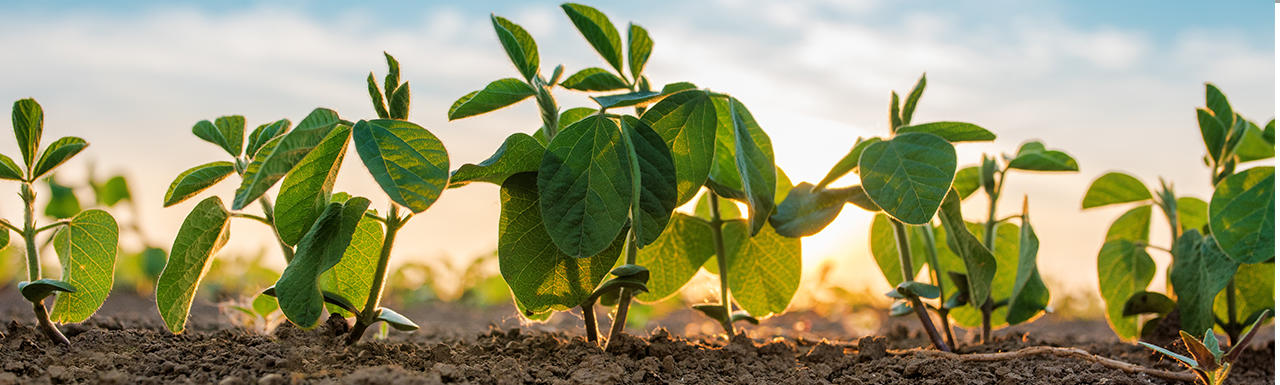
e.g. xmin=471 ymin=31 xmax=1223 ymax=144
xmin=533 ymin=76 xmax=559 ymax=140
xmin=891 ymin=218 xmax=949 ymax=352
xmin=708 ymin=194 xmax=735 ymax=335
xmin=348 ymin=205 xmax=403 ymax=345
xmin=979 ymin=170 xmax=1004 ymax=344
xmin=582 ymin=303 xmax=599 ymax=344
xmin=20 ymin=182 xmax=69 ymax=347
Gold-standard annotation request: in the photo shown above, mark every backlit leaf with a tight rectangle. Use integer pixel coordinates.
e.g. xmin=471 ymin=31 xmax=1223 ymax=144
xmin=12 ymin=98 xmax=43 ymax=169
xmin=1097 ymin=239 xmax=1155 ymax=340
xmin=49 ymin=209 xmax=119 ymax=323
xmin=246 ymin=119 xmax=290 ymax=159
xmin=449 ymin=133 xmax=544 ymax=188
xmin=815 ymin=137 xmax=881 ymax=190
xmin=18 ymin=279 xmax=74 ymax=302
xmin=723 ymin=220 xmax=800 ymax=317
xmin=193 ymin=116 xmax=244 ymax=157
xmin=233 ymin=108 xmax=343 ymax=210
xmin=1082 ymin=172 xmax=1151 ymax=209
xmin=900 ymin=74 xmax=926 ymax=126
xmin=935 ymin=190 xmax=997 ymax=307
xmin=537 ymin=115 xmax=630 ymax=257
xmin=1170 ymin=230 xmax=1239 ymax=334
xmin=318 ymin=211 xmax=383 ymax=315
xmin=561 ymin=3 xmax=624 ymax=74
xmin=276 ymin=197 xmax=370 ymax=328
xmin=156 ymin=197 xmax=230 ymax=333
xmin=952 ymin=166 xmax=981 ymax=200
xmin=492 ymin=15 xmax=540 ymax=82
xmin=31 ymin=136 xmax=87 ymax=179
xmin=728 ymin=100 xmax=776 ymax=235
xmin=163 ymin=161 xmax=235 ymax=207
xmin=1208 ymin=166 xmax=1274 ymax=263
xmin=1176 ymin=197 xmax=1208 ymax=233
xmin=627 ymin=23 xmax=653 ymax=81
xmin=858 ymin=133 xmax=956 ymax=225
xmin=771 ymin=183 xmax=852 ymax=238
xmin=635 ymin=214 xmax=714 ymax=303
xmin=641 ymin=90 xmax=717 ymax=205
xmin=448 ymin=78 xmax=536 ymax=120
xmin=274 ymin=126 xmax=352 ymax=245
xmin=1105 ymin=205 xmax=1152 ymax=243
xmin=1007 ymin=201 xmax=1049 ymax=324
xmin=0 ymin=153 xmax=22 ymax=180
xmin=868 ymin=213 xmax=926 ymax=287
xmin=560 ymin=67 xmax=628 ymax=91
xmin=44 ymin=178 xmax=81 ymax=219
xmin=1008 ymin=141 xmax=1079 ymax=172
xmin=895 ymin=122 xmax=995 ymax=142
xmin=353 ymin=119 xmax=450 ymax=213
xmin=591 ymin=91 xmax=663 ymax=109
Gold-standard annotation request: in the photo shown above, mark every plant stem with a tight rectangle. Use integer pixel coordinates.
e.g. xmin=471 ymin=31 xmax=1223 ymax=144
xmin=979 ymin=169 xmax=1004 ymax=344
xmin=348 ymin=204 xmax=403 ymax=345
xmin=20 ymin=182 xmax=69 ymax=347
xmin=1225 ymin=278 xmax=1239 ymax=344
xmin=604 ymin=230 xmax=638 ymax=350
xmin=890 ymin=218 xmax=949 ymax=352
xmin=581 ymin=303 xmax=599 ymax=344
xmin=533 ymin=76 xmax=559 ymax=140
xmin=708 ymin=193 xmax=734 ymax=335
xmin=918 ymin=225 xmax=955 ymax=348
xmin=257 ymin=196 xmax=294 ymax=263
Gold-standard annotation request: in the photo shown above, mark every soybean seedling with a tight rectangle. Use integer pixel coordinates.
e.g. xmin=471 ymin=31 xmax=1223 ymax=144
xmin=1083 ymin=84 xmax=1274 ymax=344
xmin=6 ymin=99 xmax=120 ymax=347
xmin=1141 ymin=309 xmax=1270 ymax=385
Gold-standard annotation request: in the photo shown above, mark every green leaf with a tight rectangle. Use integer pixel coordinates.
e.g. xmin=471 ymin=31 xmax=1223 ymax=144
xmin=163 ymin=161 xmax=235 ymax=207
xmin=1214 ymin=262 xmax=1273 ymax=330
xmin=94 ymin=175 xmax=131 ymax=206
xmin=938 ymin=221 xmax=1019 ymax=327
xmin=1082 ymin=172 xmax=1151 ymax=209
xmin=627 ymin=23 xmax=652 ymax=81
xmin=591 ymin=91 xmax=663 ymax=110
xmin=375 ymin=307 xmax=419 ymax=331
xmin=1122 ymin=291 xmax=1175 ymax=316
xmin=1180 ymin=330 xmax=1220 ymax=371
xmin=1233 ymin=120 xmax=1274 ymax=162
xmin=276 ymin=197 xmax=370 ymax=329
xmin=560 ymin=67 xmax=628 ymax=91
xmin=561 ymin=3 xmax=624 ymax=74
xmin=233 ymin=108 xmax=343 ymax=210
xmin=1176 ymin=197 xmax=1208 ymax=233
xmin=900 ymin=74 xmax=926 ymax=126
xmin=49 ymin=209 xmax=119 ymax=323
xmin=31 ymin=137 xmax=87 ymax=179
xmin=353 ymin=119 xmax=450 ymax=213
xmin=12 ymin=98 xmax=43 ymax=169
xmin=388 ymin=83 xmax=411 ymax=120
xmin=857 ymin=133 xmax=956 ymax=225
xmin=621 ymin=116 xmax=678 ymax=246
xmin=193 ymin=116 xmax=244 ymax=157
xmin=707 ymin=97 xmax=775 ymax=201
xmin=723 ymin=220 xmax=800 ymax=317
xmin=367 ymin=73 xmax=389 ymax=119
xmin=1097 ymin=239 xmax=1156 ymax=340
xmin=156 ymin=197 xmax=231 ymax=333
xmin=1170 ymin=230 xmax=1239 ymax=335
xmin=771 ymin=183 xmax=852 ymax=238
xmin=498 ymin=173 xmax=625 ymax=314
xmin=895 ymin=122 xmax=995 ymax=142
xmin=1205 ymin=83 xmax=1234 ymax=131
xmin=694 ymin=189 xmax=742 ymax=222
xmin=1008 ymin=141 xmax=1079 ymax=172
xmin=318 ymin=211 xmax=383 ymax=316
xmin=252 ymin=292 xmax=278 ymax=317
xmin=1208 ymin=166 xmax=1274 ymax=263
xmin=274 ymin=125 xmax=352 ymax=245
xmin=18 ymin=279 xmax=74 ymax=302
xmin=1140 ymin=342 xmax=1199 ymax=368
xmin=889 ymin=92 xmax=901 ymax=132
xmin=1197 ymin=108 xmax=1226 ymax=162
xmin=816 ymin=137 xmax=881 ymax=190
xmin=1264 ymin=119 xmax=1275 ymax=145
xmin=634 ymin=214 xmax=715 ymax=303
xmin=449 ymin=78 xmax=536 ymax=121
xmin=727 ymin=100 xmax=777 ymax=235
xmin=1105 ymin=205 xmax=1152 ymax=242
xmin=897 ymin=281 xmax=941 ymax=299
xmin=44 ymin=178 xmax=81 ymax=219
xmin=491 ymin=15 xmax=539 ymax=82
xmin=1007 ymin=201 xmax=1049 ymax=324
xmin=537 ymin=115 xmax=630 ymax=257
xmin=449 ymin=133 xmax=544 ymax=188
xmin=0 ymin=153 xmax=23 ymax=180
xmin=846 ymin=185 xmax=880 ymax=211
xmin=246 ymin=119 xmax=290 ymax=159
xmin=935 ymin=191 xmax=997 ymax=307
xmin=641 ymin=90 xmax=718 ymax=205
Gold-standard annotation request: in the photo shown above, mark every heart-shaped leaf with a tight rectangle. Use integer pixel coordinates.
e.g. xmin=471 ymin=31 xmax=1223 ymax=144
xmin=274 ymin=125 xmax=352 ymax=245
xmin=233 ymin=108 xmax=343 ymax=210
xmin=49 ymin=209 xmax=119 ymax=323
xmin=353 ymin=119 xmax=450 ymax=213
xmin=163 ymin=161 xmax=235 ymax=207
xmin=1082 ymin=172 xmax=1151 ymax=209
xmin=1209 ymin=166 xmax=1274 ymax=263
xmin=858 ymin=133 xmax=956 ymax=225
xmin=156 ymin=197 xmax=231 ymax=333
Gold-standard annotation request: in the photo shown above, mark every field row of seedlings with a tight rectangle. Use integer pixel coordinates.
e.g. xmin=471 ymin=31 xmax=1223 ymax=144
xmin=1 ymin=3 xmax=1273 ymax=384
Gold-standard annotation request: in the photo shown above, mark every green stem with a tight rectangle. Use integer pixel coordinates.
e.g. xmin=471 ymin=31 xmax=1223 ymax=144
xmin=708 ymin=194 xmax=734 ymax=335
xmin=348 ymin=204 xmax=404 ymax=345
xmin=604 ymin=230 xmax=638 ymax=350
xmin=533 ymin=76 xmax=559 ymax=140
xmin=978 ymin=168 xmax=1006 ymax=344
xmin=0 ymin=219 xmax=22 ymax=234
xmin=20 ymin=182 xmax=69 ymax=347
xmin=257 ymin=196 xmax=294 ymax=263
xmin=1225 ymin=278 xmax=1239 ymax=344
xmin=582 ymin=303 xmax=599 ymax=344
xmin=34 ymin=220 xmax=69 ymax=235
xmin=918 ymin=224 xmax=955 ymax=348
xmin=891 ymin=218 xmax=949 ymax=352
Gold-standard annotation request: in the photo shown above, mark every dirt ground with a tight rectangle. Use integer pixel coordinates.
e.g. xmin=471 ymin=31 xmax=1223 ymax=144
xmin=0 ymin=289 xmax=1272 ymax=384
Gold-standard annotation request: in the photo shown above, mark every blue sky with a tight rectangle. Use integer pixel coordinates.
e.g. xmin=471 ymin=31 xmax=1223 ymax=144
xmin=0 ymin=0 xmax=1273 ymax=302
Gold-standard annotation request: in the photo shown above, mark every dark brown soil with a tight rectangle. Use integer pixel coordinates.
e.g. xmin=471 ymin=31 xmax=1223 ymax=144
xmin=0 ymin=289 xmax=1272 ymax=384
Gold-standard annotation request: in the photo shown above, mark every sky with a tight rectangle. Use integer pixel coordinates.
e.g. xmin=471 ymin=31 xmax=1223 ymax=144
xmin=0 ymin=0 xmax=1273 ymax=303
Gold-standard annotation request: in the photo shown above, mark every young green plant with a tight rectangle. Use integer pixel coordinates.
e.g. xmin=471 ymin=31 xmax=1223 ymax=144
xmin=1141 ymin=309 xmax=1270 ymax=385
xmin=7 ymin=98 xmax=120 ymax=347
xmin=1082 ymin=84 xmax=1274 ymax=344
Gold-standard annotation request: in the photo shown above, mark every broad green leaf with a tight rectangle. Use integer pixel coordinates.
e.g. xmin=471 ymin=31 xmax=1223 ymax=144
xmin=233 ymin=108 xmax=343 ymax=210
xmin=1105 ymin=205 xmax=1152 ymax=242
xmin=900 ymin=74 xmax=926 ymax=126
xmin=591 ymin=91 xmax=663 ymax=109
xmin=868 ymin=213 xmax=925 ymax=287
xmin=627 ymin=23 xmax=652 ymax=81
xmin=952 ymin=166 xmax=981 ymax=200
xmin=939 ymin=221 xmax=1019 ymax=327
xmin=318 ymin=213 xmax=382 ymax=314
xmin=18 ymin=279 xmax=74 ymax=302
xmin=49 ymin=209 xmax=119 ymax=323
xmin=492 ymin=15 xmax=539 ymax=82
xmin=252 ymin=292 xmax=278 ymax=317
xmin=728 ymin=100 xmax=777 ymax=235
xmin=640 ymin=90 xmax=717 ymax=205
xmin=1170 ymin=230 xmax=1239 ymax=334
xmin=275 ymin=197 xmax=370 ymax=329
xmin=1197 ymin=108 xmax=1226 ymax=161
xmin=1097 ymin=239 xmax=1156 ymax=340
xmin=12 ymin=98 xmax=43 ymax=169
xmin=771 ymin=183 xmax=852 ymax=238
xmin=94 ymin=175 xmax=131 ymax=206
xmin=858 ymin=133 xmax=956 ymax=225
xmin=895 ymin=122 xmax=995 ymax=142
xmin=163 ymin=161 xmax=235 ymax=207
xmin=388 ymin=83 xmax=411 ymax=120
xmin=353 ymin=119 xmax=450 ymax=213
xmin=274 ymin=125 xmax=352 ymax=245
xmin=561 ymin=3 xmax=624 ymax=74
xmin=635 ymin=214 xmax=715 ymax=303
xmin=498 ymin=173 xmax=625 ymax=314
xmin=375 ymin=307 xmax=419 ymax=331
xmin=707 ymin=97 xmax=775 ymax=201
xmin=31 ymin=137 xmax=87 ymax=179
xmin=723 ymin=220 xmax=800 ymax=317
xmin=1233 ymin=120 xmax=1274 ymax=163
xmin=559 ymin=107 xmax=597 ymax=130
xmin=156 ymin=197 xmax=231 ymax=333
xmin=621 ymin=116 xmax=678 ymax=246
xmin=1123 ymin=291 xmax=1175 ymax=316
xmin=448 ymin=78 xmax=536 ymax=120
xmin=1082 ymin=172 xmax=1151 ymax=209
xmin=449 ymin=133 xmax=544 ymax=188
xmin=246 ymin=119 xmax=290 ymax=159
xmin=1008 ymin=141 xmax=1079 ymax=172
xmin=537 ymin=115 xmax=630 ymax=257
xmin=560 ymin=68 xmax=628 ymax=91
xmin=193 ymin=116 xmax=244 ymax=157
xmin=816 ymin=137 xmax=881 ymax=190
xmin=935 ymin=191 xmax=996 ymax=307
xmin=1205 ymin=83 xmax=1234 ymax=131
xmin=44 ymin=178 xmax=81 ymax=219
xmin=0 ymin=153 xmax=22 ymax=180
xmin=1214 ymin=262 xmax=1274 ymax=326
xmin=1007 ymin=202 xmax=1049 ymax=325
xmin=1177 ymin=197 xmax=1208 ymax=233
xmin=1208 ymin=166 xmax=1274 ymax=263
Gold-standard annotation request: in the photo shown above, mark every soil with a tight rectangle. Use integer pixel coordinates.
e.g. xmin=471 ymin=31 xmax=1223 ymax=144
xmin=0 ymin=289 xmax=1273 ymax=384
